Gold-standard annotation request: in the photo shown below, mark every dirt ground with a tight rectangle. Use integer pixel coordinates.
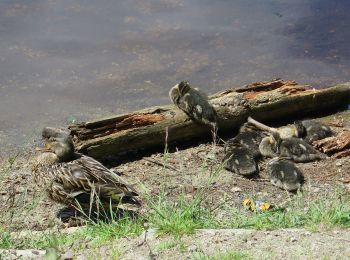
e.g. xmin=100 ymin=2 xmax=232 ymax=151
xmin=0 ymin=110 xmax=350 ymax=259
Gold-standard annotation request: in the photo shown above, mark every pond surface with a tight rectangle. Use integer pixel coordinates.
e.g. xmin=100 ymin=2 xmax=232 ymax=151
xmin=0 ymin=0 xmax=349 ymax=155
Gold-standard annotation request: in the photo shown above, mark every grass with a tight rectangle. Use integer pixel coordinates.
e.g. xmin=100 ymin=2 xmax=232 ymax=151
xmin=225 ymin=191 xmax=350 ymax=230
xmin=1 ymin=145 xmax=350 ymax=259
xmin=145 ymin=190 xmax=219 ymax=237
xmin=0 ymin=216 xmax=144 ymax=250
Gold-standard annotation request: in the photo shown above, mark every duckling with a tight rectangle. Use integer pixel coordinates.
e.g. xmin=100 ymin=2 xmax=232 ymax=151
xmin=226 ymin=123 xmax=266 ymax=158
xmin=295 ymin=120 xmax=333 ymax=143
xmin=279 ymin=136 xmax=327 ymax=162
xmin=259 ymin=133 xmax=279 ymax=158
xmin=267 ymin=157 xmax=304 ymax=191
xmin=32 ymin=135 xmax=141 ymax=213
xmin=223 ymin=142 xmax=258 ymax=176
xmin=169 ymin=81 xmax=217 ymax=129
xmin=259 ymin=132 xmax=326 ymax=162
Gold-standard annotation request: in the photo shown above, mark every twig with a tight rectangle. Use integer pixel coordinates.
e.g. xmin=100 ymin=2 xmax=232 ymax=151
xmin=235 ymin=175 xmax=270 ymax=183
xmin=247 ymin=116 xmax=278 ymax=133
xmin=143 ymin=158 xmax=179 ymax=172
xmin=137 ymin=229 xmax=157 ymax=260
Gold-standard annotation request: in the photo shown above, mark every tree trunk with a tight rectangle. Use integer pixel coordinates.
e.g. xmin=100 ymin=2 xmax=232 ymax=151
xmin=68 ymin=79 xmax=350 ymax=159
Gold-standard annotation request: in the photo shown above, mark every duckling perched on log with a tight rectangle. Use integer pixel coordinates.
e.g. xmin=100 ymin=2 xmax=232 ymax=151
xmin=259 ymin=132 xmax=326 ymax=162
xmin=169 ymin=81 xmax=218 ymax=130
xmin=267 ymin=157 xmax=304 ymax=191
xmin=223 ymin=142 xmax=258 ymax=176
xmin=32 ymin=135 xmax=141 ymax=214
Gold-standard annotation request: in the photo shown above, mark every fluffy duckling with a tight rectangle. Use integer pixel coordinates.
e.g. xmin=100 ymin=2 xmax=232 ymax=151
xmin=279 ymin=136 xmax=327 ymax=162
xmin=223 ymin=142 xmax=258 ymax=176
xmin=295 ymin=120 xmax=333 ymax=143
xmin=169 ymin=81 xmax=217 ymax=129
xmin=259 ymin=132 xmax=326 ymax=162
xmin=267 ymin=157 xmax=304 ymax=191
xmin=259 ymin=133 xmax=279 ymax=158
xmin=32 ymin=136 xmax=141 ymax=213
xmin=226 ymin=123 xmax=266 ymax=158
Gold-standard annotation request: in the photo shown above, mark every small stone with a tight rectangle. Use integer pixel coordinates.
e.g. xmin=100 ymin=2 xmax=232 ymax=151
xmin=290 ymin=237 xmax=298 ymax=242
xmin=62 ymin=250 xmax=74 ymax=260
xmin=187 ymin=245 xmax=198 ymax=252
xmin=336 ymin=161 xmax=342 ymax=167
xmin=313 ymin=187 xmax=320 ymax=193
xmin=231 ymin=187 xmax=242 ymax=192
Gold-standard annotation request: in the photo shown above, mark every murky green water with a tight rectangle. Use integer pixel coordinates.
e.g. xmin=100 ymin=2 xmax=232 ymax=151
xmin=0 ymin=0 xmax=349 ymax=155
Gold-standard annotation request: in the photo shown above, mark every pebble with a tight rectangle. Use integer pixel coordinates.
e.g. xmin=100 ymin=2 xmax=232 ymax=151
xmin=62 ymin=250 xmax=74 ymax=260
xmin=230 ymin=187 xmax=242 ymax=192
xmin=336 ymin=161 xmax=342 ymax=167
xmin=187 ymin=245 xmax=198 ymax=252
xmin=290 ymin=237 xmax=298 ymax=242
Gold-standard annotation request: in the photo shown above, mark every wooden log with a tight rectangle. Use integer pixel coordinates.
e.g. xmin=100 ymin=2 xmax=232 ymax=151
xmin=68 ymin=79 xmax=350 ymax=159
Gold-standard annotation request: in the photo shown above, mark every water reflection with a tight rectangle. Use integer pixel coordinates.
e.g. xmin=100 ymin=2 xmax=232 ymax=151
xmin=0 ymin=0 xmax=349 ymax=155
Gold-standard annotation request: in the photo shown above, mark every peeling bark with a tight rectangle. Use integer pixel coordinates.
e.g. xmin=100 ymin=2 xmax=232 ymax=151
xmin=313 ymin=130 xmax=350 ymax=158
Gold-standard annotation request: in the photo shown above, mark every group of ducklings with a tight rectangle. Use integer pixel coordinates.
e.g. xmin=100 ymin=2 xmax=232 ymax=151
xmin=224 ymin=117 xmax=332 ymax=191
xmin=32 ymin=81 xmax=333 ymax=221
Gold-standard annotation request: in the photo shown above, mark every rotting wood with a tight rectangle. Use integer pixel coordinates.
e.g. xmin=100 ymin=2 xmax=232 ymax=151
xmin=313 ymin=130 xmax=350 ymax=158
xmin=68 ymin=79 xmax=350 ymax=159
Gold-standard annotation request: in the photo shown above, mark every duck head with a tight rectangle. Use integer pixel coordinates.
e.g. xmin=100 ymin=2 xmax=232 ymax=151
xmin=37 ymin=136 xmax=75 ymax=162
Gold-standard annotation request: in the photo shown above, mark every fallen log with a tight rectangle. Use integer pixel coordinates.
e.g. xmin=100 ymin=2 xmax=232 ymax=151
xmin=68 ymin=79 xmax=350 ymax=159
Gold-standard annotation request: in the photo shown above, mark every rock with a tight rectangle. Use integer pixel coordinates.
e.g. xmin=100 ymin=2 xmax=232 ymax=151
xmin=62 ymin=250 xmax=74 ymax=259
xmin=230 ymin=187 xmax=242 ymax=192
xmin=187 ymin=244 xmax=198 ymax=252
xmin=290 ymin=237 xmax=298 ymax=242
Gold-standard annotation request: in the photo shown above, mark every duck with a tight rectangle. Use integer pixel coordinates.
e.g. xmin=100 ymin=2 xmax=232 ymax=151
xmin=169 ymin=81 xmax=218 ymax=130
xmin=267 ymin=157 xmax=304 ymax=191
xmin=294 ymin=120 xmax=333 ymax=143
xmin=259 ymin=132 xmax=279 ymax=158
xmin=223 ymin=142 xmax=258 ymax=176
xmin=259 ymin=132 xmax=326 ymax=162
xmin=32 ymin=135 xmax=141 ymax=214
xmin=226 ymin=122 xmax=266 ymax=158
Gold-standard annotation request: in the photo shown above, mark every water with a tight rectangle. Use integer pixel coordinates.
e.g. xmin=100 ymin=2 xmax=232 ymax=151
xmin=0 ymin=0 xmax=349 ymax=155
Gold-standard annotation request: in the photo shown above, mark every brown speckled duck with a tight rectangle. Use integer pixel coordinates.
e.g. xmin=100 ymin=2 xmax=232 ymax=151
xmin=32 ymin=135 xmax=141 ymax=213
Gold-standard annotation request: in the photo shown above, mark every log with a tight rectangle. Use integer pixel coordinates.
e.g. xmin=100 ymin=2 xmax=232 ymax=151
xmin=68 ymin=79 xmax=350 ymax=159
